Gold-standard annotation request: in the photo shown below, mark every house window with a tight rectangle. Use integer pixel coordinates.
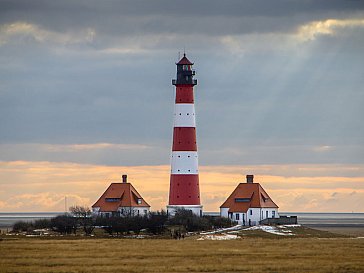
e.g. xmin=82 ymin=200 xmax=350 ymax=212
xmin=144 ymin=210 xmax=148 ymax=214
xmin=137 ymin=198 xmax=142 ymax=204
xmin=266 ymin=210 xmax=269 ymax=218
xmin=272 ymin=211 xmax=275 ymax=218
xmin=235 ymin=213 xmax=240 ymax=220
xmin=228 ymin=212 xmax=233 ymax=219
xmin=250 ymin=209 xmax=252 ymax=216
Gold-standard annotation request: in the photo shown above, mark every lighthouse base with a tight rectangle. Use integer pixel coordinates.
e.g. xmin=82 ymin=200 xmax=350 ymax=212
xmin=167 ymin=205 xmax=203 ymax=217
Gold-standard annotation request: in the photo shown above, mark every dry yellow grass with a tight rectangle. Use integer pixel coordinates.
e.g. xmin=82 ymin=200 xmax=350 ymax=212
xmin=0 ymin=237 xmax=363 ymax=272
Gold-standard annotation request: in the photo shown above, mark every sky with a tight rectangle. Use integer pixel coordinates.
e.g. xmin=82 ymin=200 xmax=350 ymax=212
xmin=0 ymin=0 xmax=363 ymax=212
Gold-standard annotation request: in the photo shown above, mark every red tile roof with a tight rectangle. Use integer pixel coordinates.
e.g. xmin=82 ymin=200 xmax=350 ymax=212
xmin=220 ymin=183 xmax=278 ymax=213
xmin=92 ymin=182 xmax=150 ymax=212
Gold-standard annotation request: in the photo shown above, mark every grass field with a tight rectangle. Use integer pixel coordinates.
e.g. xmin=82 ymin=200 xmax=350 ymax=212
xmin=1 ymin=236 xmax=363 ymax=272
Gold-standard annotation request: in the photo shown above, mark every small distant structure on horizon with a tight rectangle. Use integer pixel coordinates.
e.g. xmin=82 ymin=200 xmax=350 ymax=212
xmin=92 ymin=174 xmax=150 ymax=217
xmin=220 ymin=175 xmax=279 ymax=226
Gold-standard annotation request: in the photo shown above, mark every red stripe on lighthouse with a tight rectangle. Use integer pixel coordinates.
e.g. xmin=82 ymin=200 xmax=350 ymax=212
xmin=172 ymin=127 xmax=197 ymax=151
xmin=169 ymin=175 xmax=200 ymax=204
xmin=175 ymin=86 xmax=194 ymax=103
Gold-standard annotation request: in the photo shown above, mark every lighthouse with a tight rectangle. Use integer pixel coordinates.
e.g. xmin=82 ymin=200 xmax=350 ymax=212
xmin=167 ymin=54 xmax=202 ymax=216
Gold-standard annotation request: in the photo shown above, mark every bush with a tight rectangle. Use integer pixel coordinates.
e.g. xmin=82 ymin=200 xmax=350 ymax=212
xmin=168 ymin=209 xmax=235 ymax=232
xmin=168 ymin=209 xmax=209 ymax=232
xmin=147 ymin=210 xmax=168 ymax=234
xmin=51 ymin=215 xmax=77 ymax=234
xmin=33 ymin=218 xmax=51 ymax=229
xmin=205 ymin=216 xmax=236 ymax=229
xmin=12 ymin=221 xmax=32 ymax=232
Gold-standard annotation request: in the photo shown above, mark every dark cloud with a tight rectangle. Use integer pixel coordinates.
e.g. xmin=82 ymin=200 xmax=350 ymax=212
xmin=0 ymin=0 xmax=363 ymax=166
xmin=0 ymin=0 xmax=363 ymax=37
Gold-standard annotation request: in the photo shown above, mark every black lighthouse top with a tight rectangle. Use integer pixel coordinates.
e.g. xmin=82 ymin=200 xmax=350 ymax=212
xmin=172 ymin=53 xmax=197 ymax=86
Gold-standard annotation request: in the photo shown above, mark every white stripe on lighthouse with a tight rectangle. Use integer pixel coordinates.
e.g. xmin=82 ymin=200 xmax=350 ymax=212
xmin=171 ymin=151 xmax=198 ymax=174
xmin=173 ymin=104 xmax=196 ymax=127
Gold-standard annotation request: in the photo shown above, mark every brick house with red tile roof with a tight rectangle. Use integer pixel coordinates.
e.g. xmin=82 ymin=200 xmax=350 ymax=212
xmin=92 ymin=175 xmax=150 ymax=217
xmin=220 ymin=175 xmax=279 ymax=226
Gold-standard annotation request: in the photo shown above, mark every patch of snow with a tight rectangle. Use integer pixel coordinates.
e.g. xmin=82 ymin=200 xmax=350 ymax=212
xmin=200 ymin=225 xmax=242 ymax=235
xmin=198 ymin=233 xmax=239 ymax=240
xmin=279 ymin=224 xmax=301 ymax=228
xmin=33 ymin=229 xmax=48 ymax=232
xmin=244 ymin=225 xmax=294 ymax=236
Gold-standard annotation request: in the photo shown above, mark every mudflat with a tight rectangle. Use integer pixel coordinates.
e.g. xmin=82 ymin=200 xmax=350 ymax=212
xmin=1 ymin=237 xmax=363 ymax=272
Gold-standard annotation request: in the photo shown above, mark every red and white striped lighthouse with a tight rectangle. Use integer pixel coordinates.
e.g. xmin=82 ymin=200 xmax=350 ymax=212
xmin=167 ymin=53 xmax=202 ymax=216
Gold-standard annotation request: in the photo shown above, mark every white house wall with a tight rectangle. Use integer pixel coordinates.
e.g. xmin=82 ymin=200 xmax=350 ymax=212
xmin=220 ymin=207 xmax=279 ymax=226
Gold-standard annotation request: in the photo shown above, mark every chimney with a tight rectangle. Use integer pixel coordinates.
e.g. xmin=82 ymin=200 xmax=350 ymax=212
xmin=122 ymin=174 xmax=127 ymax=183
xmin=246 ymin=175 xmax=254 ymax=184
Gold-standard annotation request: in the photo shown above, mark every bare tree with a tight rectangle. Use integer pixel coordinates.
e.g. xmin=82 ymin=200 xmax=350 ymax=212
xmin=69 ymin=205 xmax=94 ymax=235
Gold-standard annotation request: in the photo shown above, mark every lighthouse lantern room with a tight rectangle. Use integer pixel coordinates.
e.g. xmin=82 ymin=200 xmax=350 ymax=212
xmin=167 ymin=54 xmax=202 ymax=216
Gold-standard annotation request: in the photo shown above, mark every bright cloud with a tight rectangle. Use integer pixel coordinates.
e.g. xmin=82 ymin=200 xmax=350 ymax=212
xmin=43 ymin=143 xmax=150 ymax=152
xmin=0 ymin=161 xmax=363 ymax=213
xmin=0 ymin=21 xmax=96 ymax=46
xmin=297 ymin=18 xmax=364 ymax=41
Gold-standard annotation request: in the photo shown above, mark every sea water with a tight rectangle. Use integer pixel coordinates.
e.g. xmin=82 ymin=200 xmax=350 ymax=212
xmin=0 ymin=212 xmax=63 ymax=228
xmin=280 ymin=212 xmax=364 ymax=227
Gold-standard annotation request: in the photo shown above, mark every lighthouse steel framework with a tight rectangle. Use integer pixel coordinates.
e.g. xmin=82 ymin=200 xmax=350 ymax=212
xmin=167 ymin=54 xmax=202 ymax=216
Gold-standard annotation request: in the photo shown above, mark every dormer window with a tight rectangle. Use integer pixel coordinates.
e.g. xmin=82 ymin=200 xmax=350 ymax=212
xmin=235 ymin=198 xmax=250 ymax=202
xmin=105 ymin=198 xmax=120 ymax=202
xmin=137 ymin=198 xmax=142 ymax=204
xmin=261 ymin=194 xmax=269 ymax=202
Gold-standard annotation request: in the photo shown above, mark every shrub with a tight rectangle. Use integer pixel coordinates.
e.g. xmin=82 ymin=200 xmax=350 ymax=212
xmin=12 ymin=221 xmax=32 ymax=232
xmin=147 ymin=210 xmax=168 ymax=234
xmin=168 ymin=209 xmax=235 ymax=232
xmin=33 ymin=218 xmax=51 ymax=229
xmin=51 ymin=215 xmax=77 ymax=234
